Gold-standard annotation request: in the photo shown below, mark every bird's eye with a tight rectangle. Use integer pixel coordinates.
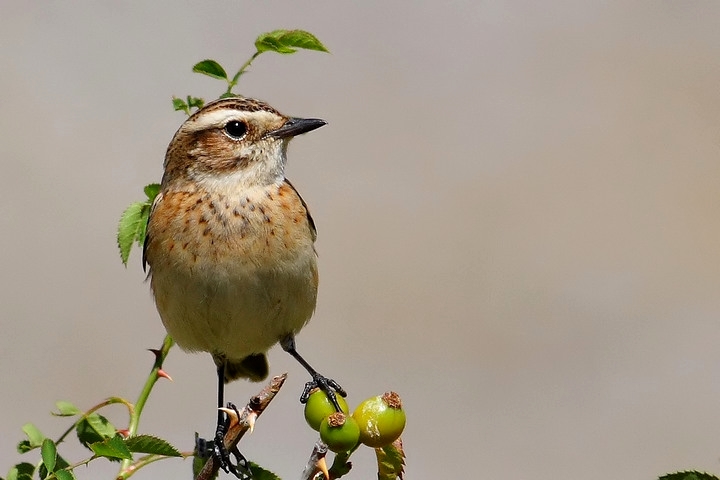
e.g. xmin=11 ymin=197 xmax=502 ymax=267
xmin=224 ymin=120 xmax=248 ymax=140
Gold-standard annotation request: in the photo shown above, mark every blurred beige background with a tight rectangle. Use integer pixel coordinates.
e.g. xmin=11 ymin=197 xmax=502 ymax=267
xmin=3 ymin=1 xmax=720 ymax=479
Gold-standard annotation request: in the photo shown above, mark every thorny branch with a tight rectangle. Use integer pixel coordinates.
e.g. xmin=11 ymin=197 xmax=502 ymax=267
xmin=195 ymin=374 xmax=287 ymax=480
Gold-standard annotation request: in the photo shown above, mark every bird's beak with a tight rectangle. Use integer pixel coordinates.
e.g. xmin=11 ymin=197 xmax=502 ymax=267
xmin=268 ymin=117 xmax=326 ymax=139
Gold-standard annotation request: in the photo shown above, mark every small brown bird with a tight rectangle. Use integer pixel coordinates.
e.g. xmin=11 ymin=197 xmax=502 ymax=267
xmin=142 ymin=96 xmax=344 ymax=476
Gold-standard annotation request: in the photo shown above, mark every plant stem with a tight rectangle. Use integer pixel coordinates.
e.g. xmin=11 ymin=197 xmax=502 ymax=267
xmin=119 ymin=335 xmax=174 ymax=472
xmin=227 ymin=50 xmax=263 ymax=94
xmin=117 ymin=451 xmax=194 ymax=480
xmin=55 ymin=397 xmax=133 ymax=445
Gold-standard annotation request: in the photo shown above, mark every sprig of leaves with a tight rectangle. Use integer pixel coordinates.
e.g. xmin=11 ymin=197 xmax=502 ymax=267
xmin=172 ymin=29 xmax=328 ymax=115
xmin=6 ymin=405 xmax=181 ymax=480
xmin=117 ymin=183 xmax=160 ymax=266
xmin=3 ymin=338 xmax=179 ymax=480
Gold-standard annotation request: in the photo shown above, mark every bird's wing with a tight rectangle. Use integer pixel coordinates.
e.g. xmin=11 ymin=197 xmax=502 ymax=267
xmin=142 ymin=191 xmax=164 ymax=273
xmin=283 ymin=178 xmax=317 ymax=242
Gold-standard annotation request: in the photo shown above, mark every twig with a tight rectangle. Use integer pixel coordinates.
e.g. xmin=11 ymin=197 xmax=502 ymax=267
xmin=300 ymin=440 xmax=328 ymax=480
xmin=196 ymin=374 xmax=287 ymax=480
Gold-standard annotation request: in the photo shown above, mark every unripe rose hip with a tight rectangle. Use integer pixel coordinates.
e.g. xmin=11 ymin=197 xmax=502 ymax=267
xmin=304 ymin=388 xmax=349 ymax=431
xmin=352 ymin=391 xmax=406 ymax=448
xmin=319 ymin=412 xmax=360 ymax=453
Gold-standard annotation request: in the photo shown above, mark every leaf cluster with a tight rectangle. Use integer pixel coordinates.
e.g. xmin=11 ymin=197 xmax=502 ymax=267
xmin=4 ymin=401 xmax=180 ymax=480
xmin=173 ymin=29 xmax=328 ymax=115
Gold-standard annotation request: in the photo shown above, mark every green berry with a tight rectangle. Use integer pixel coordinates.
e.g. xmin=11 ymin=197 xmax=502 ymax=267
xmin=319 ymin=412 xmax=360 ymax=453
xmin=304 ymin=388 xmax=349 ymax=431
xmin=352 ymin=391 xmax=406 ymax=448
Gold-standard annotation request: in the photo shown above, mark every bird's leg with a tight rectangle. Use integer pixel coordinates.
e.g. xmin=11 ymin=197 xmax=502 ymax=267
xmin=280 ymin=335 xmax=347 ymax=411
xmin=213 ymin=364 xmax=252 ymax=479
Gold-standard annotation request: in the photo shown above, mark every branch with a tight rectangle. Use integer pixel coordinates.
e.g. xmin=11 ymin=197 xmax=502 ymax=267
xmin=196 ymin=374 xmax=287 ymax=480
xmin=300 ymin=440 xmax=329 ymax=480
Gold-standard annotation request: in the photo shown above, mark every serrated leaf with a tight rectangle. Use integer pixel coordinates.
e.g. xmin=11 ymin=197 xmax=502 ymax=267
xmin=54 ymin=470 xmax=75 ymax=480
xmin=41 ymin=439 xmax=57 ymax=472
xmin=659 ymin=472 xmax=720 ymax=480
xmin=76 ymin=413 xmax=116 ymax=448
xmin=143 ymin=183 xmax=161 ymax=202
xmin=248 ymin=462 xmax=281 ymax=480
xmin=255 ymin=32 xmax=296 ymax=54
xmin=6 ymin=463 xmax=34 ymax=480
xmin=193 ymin=60 xmax=228 ymax=80
xmin=125 ymin=434 xmax=181 ymax=457
xmin=375 ymin=437 xmax=405 ymax=480
xmin=53 ymin=401 xmax=81 ymax=417
xmin=187 ymin=96 xmax=205 ymax=110
xmin=16 ymin=440 xmax=32 ymax=454
xmin=117 ymin=202 xmax=145 ymax=266
xmin=255 ymin=29 xmax=328 ymax=54
xmin=277 ymin=30 xmax=328 ymax=53
xmin=37 ymin=462 xmax=48 ymax=480
xmin=89 ymin=434 xmax=132 ymax=460
xmin=118 ymin=183 xmax=157 ymax=266
xmin=21 ymin=424 xmax=44 ymax=448
xmin=172 ymin=97 xmax=189 ymax=113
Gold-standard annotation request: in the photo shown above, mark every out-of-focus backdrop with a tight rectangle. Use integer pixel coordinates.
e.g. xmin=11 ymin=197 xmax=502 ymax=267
xmin=3 ymin=2 xmax=720 ymax=479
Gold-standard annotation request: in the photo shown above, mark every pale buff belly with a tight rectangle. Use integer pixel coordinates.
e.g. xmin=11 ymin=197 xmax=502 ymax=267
xmin=150 ymin=251 xmax=317 ymax=360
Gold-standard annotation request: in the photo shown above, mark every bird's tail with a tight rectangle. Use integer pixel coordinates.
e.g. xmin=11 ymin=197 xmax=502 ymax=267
xmin=221 ymin=353 xmax=269 ymax=383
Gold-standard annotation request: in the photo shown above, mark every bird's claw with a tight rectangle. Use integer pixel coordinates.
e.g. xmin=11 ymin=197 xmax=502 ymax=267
xmin=300 ymin=374 xmax=347 ymax=412
xmin=213 ymin=403 xmax=252 ymax=479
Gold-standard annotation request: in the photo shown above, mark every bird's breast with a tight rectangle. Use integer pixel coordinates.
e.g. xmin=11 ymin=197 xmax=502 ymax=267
xmin=146 ymin=182 xmax=316 ymax=272
xmin=144 ymin=181 xmax=318 ymax=357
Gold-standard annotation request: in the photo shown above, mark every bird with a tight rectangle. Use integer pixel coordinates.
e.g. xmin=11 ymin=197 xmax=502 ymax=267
xmin=142 ymin=96 xmax=345 ymax=477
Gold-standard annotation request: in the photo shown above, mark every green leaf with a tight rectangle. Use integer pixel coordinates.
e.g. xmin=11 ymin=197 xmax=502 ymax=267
xmin=41 ymin=439 xmax=57 ymax=472
xmin=143 ymin=183 xmax=161 ymax=202
xmin=187 ymin=96 xmax=205 ymax=110
xmin=276 ymin=30 xmax=329 ymax=52
xmin=255 ymin=33 xmax=296 ymax=54
xmin=118 ymin=183 xmax=158 ymax=266
xmin=53 ymin=401 xmax=81 ymax=417
xmin=125 ymin=434 xmax=181 ymax=457
xmin=6 ymin=463 xmax=34 ymax=480
xmin=117 ymin=202 xmax=145 ymax=266
xmin=172 ymin=97 xmax=189 ymax=114
xmin=375 ymin=438 xmax=405 ymax=480
xmin=89 ymin=434 xmax=132 ymax=460
xmin=54 ymin=470 xmax=75 ymax=480
xmin=37 ymin=463 xmax=48 ymax=480
xmin=21 ymin=423 xmax=44 ymax=448
xmin=192 ymin=60 xmax=228 ymax=80
xmin=659 ymin=473 xmax=720 ymax=480
xmin=255 ymin=29 xmax=328 ymax=54
xmin=248 ymin=463 xmax=281 ymax=480
xmin=76 ymin=413 xmax=116 ymax=448
xmin=16 ymin=441 xmax=32 ymax=454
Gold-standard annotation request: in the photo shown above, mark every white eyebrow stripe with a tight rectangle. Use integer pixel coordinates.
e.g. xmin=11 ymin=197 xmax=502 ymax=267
xmin=183 ymin=109 xmax=282 ymax=133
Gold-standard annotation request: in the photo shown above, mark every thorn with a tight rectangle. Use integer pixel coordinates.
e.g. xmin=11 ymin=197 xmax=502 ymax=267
xmin=157 ymin=369 xmax=173 ymax=381
xmin=246 ymin=411 xmax=257 ymax=433
xmin=117 ymin=429 xmax=130 ymax=438
xmin=148 ymin=348 xmax=162 ymax=360
xmin=219 ymin=407 xmax=240 ymax=428
xmin=317 ymin=456 xmax=330 ymax=480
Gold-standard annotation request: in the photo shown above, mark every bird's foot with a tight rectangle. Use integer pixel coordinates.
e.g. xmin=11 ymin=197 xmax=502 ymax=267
xmin=300 ymin=373 xmax=347 ymax=412
xmin=213 ymin=403 xmax=252 ymax=479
